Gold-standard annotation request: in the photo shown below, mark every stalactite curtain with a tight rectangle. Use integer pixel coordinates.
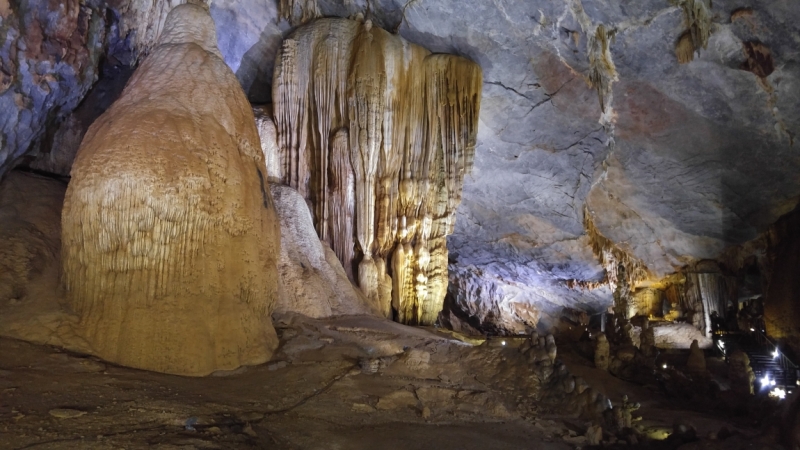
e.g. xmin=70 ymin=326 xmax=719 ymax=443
xmin=272 ymin=18 xmax=482 ymax=324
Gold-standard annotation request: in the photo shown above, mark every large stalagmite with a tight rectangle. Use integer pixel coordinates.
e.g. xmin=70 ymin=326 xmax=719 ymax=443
xmin=271 ymin=18 xmax=482 ymax=325
xmin=61 ymin=3 xmax=281 ymax=376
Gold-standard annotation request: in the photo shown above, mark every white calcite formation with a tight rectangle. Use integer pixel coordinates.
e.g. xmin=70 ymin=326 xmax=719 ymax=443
xmin=270 ymin=17 xmax=482 ymax=325
xmin=270 ymin=183 xmax=379 ymax=318
xmin=61 ymin=4 xmax=280 ymax=376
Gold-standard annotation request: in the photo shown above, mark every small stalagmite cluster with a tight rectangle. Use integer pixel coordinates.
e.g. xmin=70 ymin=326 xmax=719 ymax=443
xmin=270 ymin=18 xmax=482 ymax=325
xmin=61 ymin=4 xmax=281 ymax=376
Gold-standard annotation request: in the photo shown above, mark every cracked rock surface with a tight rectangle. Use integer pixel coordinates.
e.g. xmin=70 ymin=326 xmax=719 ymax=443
xmin=271 ymin=0 xmax=799 ymax=330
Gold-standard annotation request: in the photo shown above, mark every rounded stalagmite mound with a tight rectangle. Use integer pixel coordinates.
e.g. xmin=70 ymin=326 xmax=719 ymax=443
xmin=61 ymin=3 xmax=280 ymax=376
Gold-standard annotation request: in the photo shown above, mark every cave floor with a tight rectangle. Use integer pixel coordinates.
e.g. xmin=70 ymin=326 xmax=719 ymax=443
xmin=0 ymin=315 xmax=784 ymax=450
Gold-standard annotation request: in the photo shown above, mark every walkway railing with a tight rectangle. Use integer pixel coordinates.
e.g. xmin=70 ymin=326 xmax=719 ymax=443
xmin=753 ymin=329 xmax=799 ymax=378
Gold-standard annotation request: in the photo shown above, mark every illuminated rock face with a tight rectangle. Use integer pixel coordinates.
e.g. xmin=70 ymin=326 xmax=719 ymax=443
xmin=270 ymin=18 xmax=482 ymax=325
xmin=61 ymin=4 xmax=280 ymax=376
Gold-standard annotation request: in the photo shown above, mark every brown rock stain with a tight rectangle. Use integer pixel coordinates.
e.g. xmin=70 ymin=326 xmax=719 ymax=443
xmin=614 ymin=81 xmax=685 ymax=140
xmin=533 ymin=50 xmax=600 ymax=121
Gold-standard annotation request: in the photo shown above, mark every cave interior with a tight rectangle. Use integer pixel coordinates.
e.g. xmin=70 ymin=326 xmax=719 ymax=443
xmin=1 ymin=0 xmax=800 ymax=448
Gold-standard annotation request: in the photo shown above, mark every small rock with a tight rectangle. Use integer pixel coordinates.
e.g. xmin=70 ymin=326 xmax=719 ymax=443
xmin=359 ymin=358 xmax=381 ymax=374
xmin=351 ymin=403 xmax=375 ymax=413
xmin=616 ymin=345 xmax=637 ymax=363
xmin=49 ymin=409 xmax=86 ymax=419
xmin=562 ymin=435 xmax=587 ymax=445
xmin=491 ymin=403 xmax=511 ymax=418
xmin=402 ymin=350 xmax=431 ymax=371
xmin=238 ymin=411 xmax=265 ymax=422
xmin=74 ymin=360 xmax=106 ymax=373
xmin=267 ymin=361 xmax=287 ymax=371
xmin=376 ymin=389 xmax=418 ymax=410
xmin=586 ymin=425 xmax=603 ymax=445
xmin=207 ymin=426 xmax=222 ymax=434
xmin=243 ymin=423 xmax=258 ymax=437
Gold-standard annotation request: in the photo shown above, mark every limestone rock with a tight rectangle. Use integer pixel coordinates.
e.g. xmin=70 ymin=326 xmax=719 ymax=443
xmin=401 ymin=349 xmax=431 ymax=372
xmin=253 ymin=106 xmax=283 ymax=183
xmin=0 ymin=172 xmax=63 ymax=305
xmin=640 ymin=319 xmax=657 ymax=358
xmin=686 ymin=339 xmax=707 ymax=375
xmin=5 ymin=0 xmax=800 ymax=341
xmin=594 ymin=332 xmax=610 ymax=371
xmin=0 ymin=0 xmax=106 ymax=178
xmin=616 ymin=345 xmax=637 ymax=363
xmin=654 ymin=323 xmax=713 ymax=349
xmin=48 ymin=408 xmax=87 ymax=419
xmin=376 ymin=389 xmax=418 ymax=411
xmin=586 ymin=425 xmax=603 ymax=446
xmin=61 ymin=4 xmax=280 ymax=376
xmin=728 ymin=350 xmax=755 ymax=395
xmin=0 ymin=172 xmax=87 ymax=350
xmin=270 ymin=183 xmax=378 ymax=318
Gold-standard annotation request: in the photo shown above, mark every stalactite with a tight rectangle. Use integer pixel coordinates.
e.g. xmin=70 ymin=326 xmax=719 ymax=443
xmin=587 ymin=24 xmax=618 ymax=113
xmin=583 ymin=206 xmax=649 ymax=292
xmin=271 ymin=17 xmax=482 ymax=325
xmin=672 ymin=0 xmax=713 ymax=63
xmin=684 ymin=273 xmax=709 ymax=334
xmin=328 ymin=128 xmax=355 ymax=282
xmin=675 ymin=31 xmax=695 ymax=64
xmin=278 ymin=0 xmax=319 ymax=26
xmin=253 ymin=105 xmax=283 ymax=183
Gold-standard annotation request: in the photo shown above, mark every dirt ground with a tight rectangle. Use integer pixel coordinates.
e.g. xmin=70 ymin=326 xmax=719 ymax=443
xmin=0 ymin=314 xmax=786 ymax=450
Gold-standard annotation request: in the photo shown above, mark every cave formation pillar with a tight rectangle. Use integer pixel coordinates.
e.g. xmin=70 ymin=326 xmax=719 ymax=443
xmin=61 ymin=4 xmax=280 ymax=376
xmin=272 ymin=17 xmax=481 ymax=325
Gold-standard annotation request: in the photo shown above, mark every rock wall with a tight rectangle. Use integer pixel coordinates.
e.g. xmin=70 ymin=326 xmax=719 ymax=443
xmin=270 ymin=17 xmax=482 ymax=325
xmin=0 ymin=0 xmax=106 ymax=178
xmin=0 ymin=171 xmax=64 ymax=306
xmin=4 ymin=0 xmax=800 ymax=337
xmin=61 ymin=4 xmax=280 ymax=376
xmin=0 ymin=171 xmax=86 ymax=348
xmin=764 ymin=206 xmax=800 ymax=353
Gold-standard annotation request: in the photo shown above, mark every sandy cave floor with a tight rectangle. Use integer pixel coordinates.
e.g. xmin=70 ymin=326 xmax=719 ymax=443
xmin=0 ymin=315 xmax=783 ymax=450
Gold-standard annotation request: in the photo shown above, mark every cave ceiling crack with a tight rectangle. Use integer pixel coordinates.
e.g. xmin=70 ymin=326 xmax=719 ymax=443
xmin=554 ymin=126 xmax=604 ymax=152
xmin=614 ymin=6 xmax=681 ymax=33
xmin=393 ymin=0 xmax=422 ymax=33
xmin=486 ymin=80 xmax=533 ymax=101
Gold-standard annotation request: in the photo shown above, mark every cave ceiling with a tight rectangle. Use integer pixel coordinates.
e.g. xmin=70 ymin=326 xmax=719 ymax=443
xmin=2 ymin=0 xmax=799 ymax=327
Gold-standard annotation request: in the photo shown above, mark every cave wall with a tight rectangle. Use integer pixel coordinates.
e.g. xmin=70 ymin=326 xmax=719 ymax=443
xmin=764 ymin=206 xmax=800 ymax=353
xmin=2 ymin=0 xmax=800 ymax=336
xmin=0 ymin=0 xmax=105 ymax=177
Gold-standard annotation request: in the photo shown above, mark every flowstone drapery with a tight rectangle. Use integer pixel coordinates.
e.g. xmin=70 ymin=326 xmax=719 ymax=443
xmin=271 ymin=18 xmax=482 ymax=325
